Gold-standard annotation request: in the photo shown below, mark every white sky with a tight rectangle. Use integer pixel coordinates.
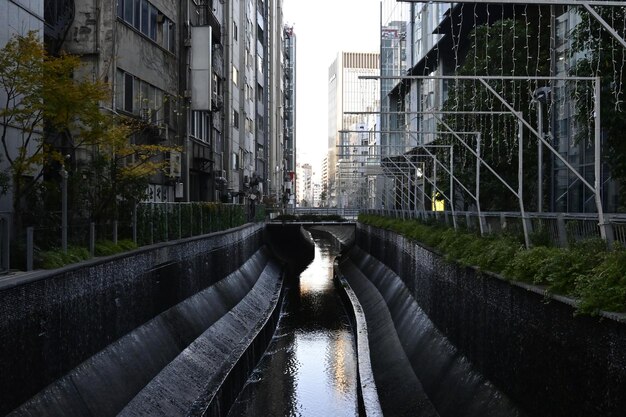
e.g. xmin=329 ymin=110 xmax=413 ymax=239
xmin=283 ymin=0 xmax=381 ymax=180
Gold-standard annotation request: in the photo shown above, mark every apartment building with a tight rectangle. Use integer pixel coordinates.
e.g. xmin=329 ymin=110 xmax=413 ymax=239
xmin=29 ymin=0 xmax=287 ymax=207
xmin=283 ymin=24 xmax=296 ymax=206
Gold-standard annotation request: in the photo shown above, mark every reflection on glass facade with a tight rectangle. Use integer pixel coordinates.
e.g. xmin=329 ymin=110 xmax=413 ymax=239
xmin=328 ymin=52 xmax=379 ymax=207
xmin=552 ymin=9 xmax=618 ymax=213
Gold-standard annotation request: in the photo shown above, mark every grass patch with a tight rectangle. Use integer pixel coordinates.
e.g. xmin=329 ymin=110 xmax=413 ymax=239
xmin=37 ymin=239 xmax=138 ymax=269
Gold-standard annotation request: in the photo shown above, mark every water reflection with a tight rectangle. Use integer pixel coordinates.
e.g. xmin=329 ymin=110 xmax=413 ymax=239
xmin=227 ymin=237 xmax=358 ymax=417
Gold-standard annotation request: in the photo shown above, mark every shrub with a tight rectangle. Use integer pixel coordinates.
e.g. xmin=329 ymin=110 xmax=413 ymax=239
xmin=503 ymin=246 xmax=560 ymax=284
xmin=575 ymin=249 xmax=626 ymax=314
xmin=39 ymin=246 xmax=90 ymax=269
xmin=359 ymin=214 xmax=625 ymax=314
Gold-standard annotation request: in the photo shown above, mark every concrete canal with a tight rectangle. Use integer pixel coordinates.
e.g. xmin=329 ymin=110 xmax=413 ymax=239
xmin=227 ymin=236 xmax=358 ymax=416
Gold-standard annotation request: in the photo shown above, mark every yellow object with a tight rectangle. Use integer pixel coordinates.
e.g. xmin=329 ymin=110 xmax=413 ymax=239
xmin=432 ymin=193 xmax=445 ymax=211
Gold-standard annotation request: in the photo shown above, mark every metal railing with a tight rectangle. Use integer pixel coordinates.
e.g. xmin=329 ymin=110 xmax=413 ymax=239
xmin=365 ymin=209 xmax=626 ymax=248
xmin=10 ymin=202 xmax=265 ymax=273
xmin=270 ymin=207 xmax=361 ymax=221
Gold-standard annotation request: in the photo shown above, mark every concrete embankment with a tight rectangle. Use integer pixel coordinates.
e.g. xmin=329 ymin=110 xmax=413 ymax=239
xmin=352 ymin=222 xmax=626 ymax=417
xmin=309 ymin=225 xmax=384 ymax=417
xmin=0 ymin=223 xmax=314 ymax=417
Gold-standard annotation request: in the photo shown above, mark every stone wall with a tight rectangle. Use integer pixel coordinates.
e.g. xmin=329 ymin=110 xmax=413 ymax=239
xmin=0 ymin=224 xmax=264 ymax=416
xmin=356 ymin=223 xmax=626 ymax=417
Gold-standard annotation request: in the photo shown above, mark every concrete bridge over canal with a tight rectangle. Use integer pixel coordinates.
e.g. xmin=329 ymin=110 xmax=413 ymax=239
xmin=0 ymin=221 xmax=625 ymax=416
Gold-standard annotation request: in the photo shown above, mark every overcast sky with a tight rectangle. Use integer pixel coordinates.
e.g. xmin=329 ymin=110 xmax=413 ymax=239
xmin=283 ymin=0 xmax=381 ymax=180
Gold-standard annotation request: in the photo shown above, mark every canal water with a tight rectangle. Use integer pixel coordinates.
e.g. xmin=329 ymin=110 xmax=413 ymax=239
xmin=227 ymin=236 xmax=359 ymax=417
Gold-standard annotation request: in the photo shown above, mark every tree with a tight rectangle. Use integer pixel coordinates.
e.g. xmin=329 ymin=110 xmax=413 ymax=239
xmin=0 ymin=31 xmax=175 ymax=236
xmin=320 ymin=190 xmax=327 ymax=207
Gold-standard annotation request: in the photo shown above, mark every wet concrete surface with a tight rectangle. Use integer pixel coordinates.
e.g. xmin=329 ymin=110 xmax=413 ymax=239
xmin=227 ymin=237 xmax=358 ymax=417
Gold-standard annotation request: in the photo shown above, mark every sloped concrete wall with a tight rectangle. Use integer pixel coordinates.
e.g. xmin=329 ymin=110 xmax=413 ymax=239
xmin=355 ymin=223 xmax=626 ymax=417
xmin=0 ymin=224 xmax=264 ymax=416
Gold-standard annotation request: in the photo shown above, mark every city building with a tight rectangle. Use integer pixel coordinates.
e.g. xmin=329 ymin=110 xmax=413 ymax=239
xmin=29 ymin=0 xmax=288 ymax=208
xmin=296 ymin=162 xmax=312 ymax=206
xmin=0 ymin=0 xmax=45 ymax=215
xmin=327 ymin=51 xmax=379 ymax=207
xmin=376 ymin=1 xmax=620 ymax=213
xmin=283 ymin=25 xmax=296 ymax=207
xmin=225 ymin=0 xmax=285 ymax=205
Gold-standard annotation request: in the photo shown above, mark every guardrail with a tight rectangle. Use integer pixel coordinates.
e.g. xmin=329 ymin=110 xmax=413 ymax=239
xmin=365 ymin=209 xmax=626 ymax=248
xmin=9 ymin=203 xmax=266 ymax=273
xmin=272 ymin=207 xmax=361 ymax=220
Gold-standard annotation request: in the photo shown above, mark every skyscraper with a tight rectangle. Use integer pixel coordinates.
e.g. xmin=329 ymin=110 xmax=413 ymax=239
xmin=327 ymin=51 xmax=379 ymax=207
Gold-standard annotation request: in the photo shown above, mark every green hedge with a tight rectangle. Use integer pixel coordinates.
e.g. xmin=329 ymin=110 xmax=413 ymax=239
xmin=358 ymin=214 xmax=626 ymax=315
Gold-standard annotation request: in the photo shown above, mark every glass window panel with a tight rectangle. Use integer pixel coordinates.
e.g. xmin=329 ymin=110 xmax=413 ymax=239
xmin=133 ymin=0 xmax=140 ymax=28
xmin=169 ymin=22 xmax=176 ymax=52
xmin=124 ymin=0 xmax=133 ymax=23
xmin=124 ymin=73 xmax=133 ymax=112
xmin=141 ymin=0 xmax=149 ymax=35
xmin=116 ymin=69 xmax=124 ymax=110
xmin=149 ymin=5 xmax=158 ymax=40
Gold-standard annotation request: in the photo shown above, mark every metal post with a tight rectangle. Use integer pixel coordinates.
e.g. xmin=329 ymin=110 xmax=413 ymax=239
xmin=433 ymin=155 xmax=437 ymax=211
xmin=518 ymin=115 xmax=532 ymax=248
xmin=89 ymin=222 xmax=95 ymax=257
xmin=556 ymin=213 xmax=569 ymax=248
xmin=594 ymin=77 xmax=613 ymax=244
xmin=476 ymin=134 xmax=486 ymax=235
xmin=500 ymin=212 xmax=507 ymax=232
xmin=113 ymin=220 xmax=118 ymax=245
xmin=537 ymin=101 xmax=543 ymax=212
xmin=189 ymin=203 xmax=193 ymax=237
xmin=61 ymin=169 xmax=68 ymax=253
xmin=150 ymin=203 xmax=154 ymax=245
xmin=1 ymin=217 xmax=9 ymax=272
xmin=132 ymin=203 xmax=137 ymax=244
xmin=26 ymin=226 xmax=33 ymax=271
xmin=450 ymin=147 xmax=457 ymax=230
xmin=164 ymin=204 xmax=169 ymax=241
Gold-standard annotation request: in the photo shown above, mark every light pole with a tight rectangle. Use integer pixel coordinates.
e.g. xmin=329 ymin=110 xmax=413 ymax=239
xmin=533 ymin=86 xmax=551 ymax=213
xmin=61 ymin=167 xmax=68 ymax=253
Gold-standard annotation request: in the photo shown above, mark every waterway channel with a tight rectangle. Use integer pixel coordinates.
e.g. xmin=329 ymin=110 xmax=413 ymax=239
xmin=227 ymin=236 xmax=358 ymax=416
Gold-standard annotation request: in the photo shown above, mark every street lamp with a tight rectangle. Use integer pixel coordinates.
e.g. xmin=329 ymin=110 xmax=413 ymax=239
xmin=533 ymin=86 xmax=551 ymax=213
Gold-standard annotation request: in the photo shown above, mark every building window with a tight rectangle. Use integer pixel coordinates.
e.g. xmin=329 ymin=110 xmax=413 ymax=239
xmin=149 ymin=5 xmax=157 ymax=40
xmin=233 ymin=152 xmax=240 ymax=170
xmin=117 ymin=68 xmax=167 ymax=121
xmin=124 ymin=72 xmax=134 ymax=112
xmin=118 ymin=0 xmax=169 ymax=48
xmin=161 ymin=17 xmax=176 ymax=53
xmin=232 ymin=65 xmax=239 ymax=86
xmin=192 ymin=111 xmax=209 ymax=141
xmin=233 ymin=22 xmax=238 ymax=41
xmin=233 ymin=110 xmax=239 ymax=129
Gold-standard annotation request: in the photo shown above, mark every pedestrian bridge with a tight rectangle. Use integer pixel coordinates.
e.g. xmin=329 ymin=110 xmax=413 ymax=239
xmin=0 ymin=221 xmax=624 ymax=417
